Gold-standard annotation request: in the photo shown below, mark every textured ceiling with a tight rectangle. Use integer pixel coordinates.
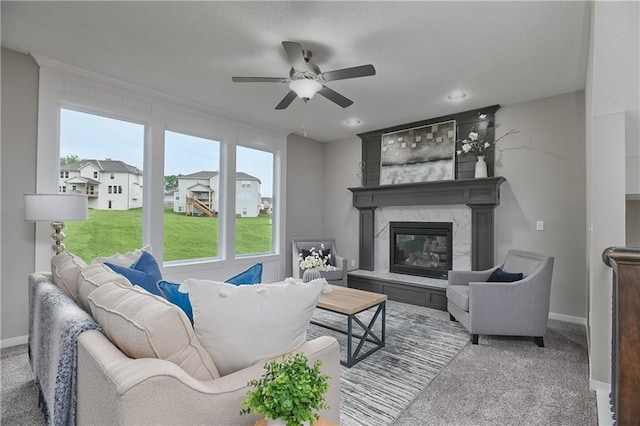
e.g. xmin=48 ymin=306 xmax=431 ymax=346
xmin=1 ymin=1 xmax=591 ymax=142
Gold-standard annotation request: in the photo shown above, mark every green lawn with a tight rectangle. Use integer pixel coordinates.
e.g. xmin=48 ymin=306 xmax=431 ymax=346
xmin=64 ymin=207 xmax=273 ymax=262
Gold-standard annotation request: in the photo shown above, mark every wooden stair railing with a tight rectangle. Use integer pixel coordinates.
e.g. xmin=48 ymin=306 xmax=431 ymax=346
xmin=186 ymin=197 xmax=216 ymax=217
xmin=602 ymin=246 xmax=640 ymax=425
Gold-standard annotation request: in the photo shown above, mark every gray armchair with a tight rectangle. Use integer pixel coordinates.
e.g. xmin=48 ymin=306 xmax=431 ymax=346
xmin=292 ymin=238 xmax=348 ymax=287
xmin=447 ymin=249 xmax=554 ymax=347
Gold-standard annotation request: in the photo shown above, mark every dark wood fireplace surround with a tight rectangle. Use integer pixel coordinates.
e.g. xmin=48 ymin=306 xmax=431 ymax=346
xmin=347 ymin=106 xmax=506 ymax=310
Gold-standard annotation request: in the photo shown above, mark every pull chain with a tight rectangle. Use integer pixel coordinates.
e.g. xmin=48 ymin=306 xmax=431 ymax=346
xmin=301 ymin=100 xmax=308 ymax=138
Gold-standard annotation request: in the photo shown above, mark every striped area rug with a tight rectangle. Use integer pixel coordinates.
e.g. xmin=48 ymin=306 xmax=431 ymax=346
xmin=307 ymin=299 xmax=469 ymax=426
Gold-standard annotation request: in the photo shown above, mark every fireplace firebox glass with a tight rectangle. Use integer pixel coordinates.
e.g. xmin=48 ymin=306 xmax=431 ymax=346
xmin=389 ymin=222 xmax=453 ymax=279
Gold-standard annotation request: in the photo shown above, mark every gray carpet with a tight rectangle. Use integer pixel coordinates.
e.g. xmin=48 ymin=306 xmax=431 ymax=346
xmin=1 ymin=300 xmax=598 ymax=426
xmin=393 ymin=309 xmax=598 ymax=425
xmin=1 ymin=344 xmax=44 ymax=425
xmin=308 ymin=300 xmax=470 ymax=426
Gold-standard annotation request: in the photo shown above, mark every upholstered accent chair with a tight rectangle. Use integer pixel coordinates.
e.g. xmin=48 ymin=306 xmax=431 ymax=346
xmin=447 ymin=249 xmax=554 ymax=347
xmin=292 ymin=238 xmax=348 ymax=287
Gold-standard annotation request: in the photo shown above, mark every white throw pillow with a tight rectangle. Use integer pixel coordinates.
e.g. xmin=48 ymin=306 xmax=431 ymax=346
xmin=88 ymin=281 xmax=220 ymax=380
xmin=180 ymin=277 xmax=325 ymax=376
xmin=91 ymin=244 xmax=152 ymax=267
xmin=51 ymin=251 xmax=87 ymax=302
xmin=77 ymin=263 xmax=132 ymax=312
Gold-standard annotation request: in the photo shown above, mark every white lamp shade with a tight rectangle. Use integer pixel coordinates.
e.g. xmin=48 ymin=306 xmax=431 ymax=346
xmin=24 ymin=194 xmax=88 ymax=222
xmin=289 ymin=79 xmax=322 ymax=99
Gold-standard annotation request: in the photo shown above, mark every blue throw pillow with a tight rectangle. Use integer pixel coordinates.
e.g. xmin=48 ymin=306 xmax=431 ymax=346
xmin=157 ymin=280 xmax=193 ymax=324
xmin=157 ymin=263 xmax=263 ymax=324
xmin=487 ymin=267 xmax=523 ymax=283
xmin=226 ymin=263 xmax=263 ymax=285
xmin=105 ymin=251 xmax=163 ymax=296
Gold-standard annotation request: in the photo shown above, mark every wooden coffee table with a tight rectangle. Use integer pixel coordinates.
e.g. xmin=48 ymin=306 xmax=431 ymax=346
xmin=312 ymin=285 xmax=387 ymax=367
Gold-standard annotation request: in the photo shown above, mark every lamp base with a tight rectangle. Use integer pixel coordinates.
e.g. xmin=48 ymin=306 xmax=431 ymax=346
xmin=51 ymin=221 xmax=66 ymax=255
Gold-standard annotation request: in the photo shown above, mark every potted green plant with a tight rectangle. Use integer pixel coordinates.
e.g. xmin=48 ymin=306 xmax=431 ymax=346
xmin=240 ymin=353 xmax=330 ymax=426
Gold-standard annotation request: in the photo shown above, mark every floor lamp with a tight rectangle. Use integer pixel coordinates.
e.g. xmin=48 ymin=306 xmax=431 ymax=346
xmin=24 ymin=193 xmax=89 ymax=255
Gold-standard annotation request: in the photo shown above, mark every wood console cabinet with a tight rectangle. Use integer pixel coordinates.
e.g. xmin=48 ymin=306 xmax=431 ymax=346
xmin=602 ymin=247 xmax=640 ymax=425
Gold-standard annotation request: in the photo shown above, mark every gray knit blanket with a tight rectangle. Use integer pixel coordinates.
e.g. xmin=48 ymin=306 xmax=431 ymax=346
xmin=28 ymin=277 xmax=102 ymax=426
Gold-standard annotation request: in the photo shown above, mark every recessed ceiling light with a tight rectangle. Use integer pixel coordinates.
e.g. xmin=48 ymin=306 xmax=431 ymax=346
xmin=479 ymin=113 xmax=487 ymax=119
xmin=345 ymin=119 xmax=361 ymax=126
xmin=447 ymin=91 xmax=467 ymax=101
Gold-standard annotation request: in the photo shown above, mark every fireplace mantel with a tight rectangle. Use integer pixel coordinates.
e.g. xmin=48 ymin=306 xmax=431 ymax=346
xmin=348 ymin=177 xmax=505 ymax=209
xmin=348 ymin=177 xmax=506 ymax=271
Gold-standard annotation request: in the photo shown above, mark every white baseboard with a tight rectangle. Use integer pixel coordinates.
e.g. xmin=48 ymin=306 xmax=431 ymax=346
xmin=548 ymin=312 xmax=586 ymax=325
xmin=0 ymin=335 xmax=28 ymax=349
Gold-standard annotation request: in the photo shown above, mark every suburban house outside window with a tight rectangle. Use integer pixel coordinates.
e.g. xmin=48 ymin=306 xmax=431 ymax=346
xmin=164 ymin=130 xmax=221 ymax=262
xmin=235 ymin=145 xmax=274 ymax=255
xmin=59 ymin=108 xmax=145 ymax=262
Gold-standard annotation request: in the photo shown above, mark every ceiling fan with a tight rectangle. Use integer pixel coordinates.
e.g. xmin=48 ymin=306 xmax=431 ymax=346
xmin=232 ymin=41 xmax=376 ymax=110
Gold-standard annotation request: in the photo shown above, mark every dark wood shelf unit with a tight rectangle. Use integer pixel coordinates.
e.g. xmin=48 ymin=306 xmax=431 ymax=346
xmin=348 ymin=106 xmax=506 ymax=308
xmin=348 ymin=273 xmax=447 ymax=311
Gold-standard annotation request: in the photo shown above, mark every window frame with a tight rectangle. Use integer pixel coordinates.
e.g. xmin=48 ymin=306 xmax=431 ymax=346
xmin=33 ymin=57 xmax=287 ymax=281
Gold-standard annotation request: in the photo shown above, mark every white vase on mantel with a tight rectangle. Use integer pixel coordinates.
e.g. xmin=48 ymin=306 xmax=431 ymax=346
xmin=474 ymin=155 xmax=488 ymax=178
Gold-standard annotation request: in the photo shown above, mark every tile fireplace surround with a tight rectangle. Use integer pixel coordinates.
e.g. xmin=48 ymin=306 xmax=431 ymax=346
xmin=348 ymin=177 xmax=506 ymax=309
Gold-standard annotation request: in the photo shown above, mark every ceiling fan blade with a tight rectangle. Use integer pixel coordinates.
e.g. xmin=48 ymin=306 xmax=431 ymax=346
xmin=282 ymin=41 xmax=307 ymax=72
xmin=275 ymin=90 xmax=297 ymax=110
xmin=320 ymin=64 xmax=376 ymax=82
xmin=318 ymin=86 xmax=353 ymax=108
xmin=232 ymin=77 xmax=289 ymax=83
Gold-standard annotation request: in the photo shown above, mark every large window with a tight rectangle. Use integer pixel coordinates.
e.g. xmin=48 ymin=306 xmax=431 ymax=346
xmin=37 ymin=65 xmax=285 ymax=276
xmin=59 ymin=108 xmax=145 ymax=262
xmin=164 ymin=130 xmax=220 ymax=262
xmin=235 ymin=145 xmax=274 ymax=255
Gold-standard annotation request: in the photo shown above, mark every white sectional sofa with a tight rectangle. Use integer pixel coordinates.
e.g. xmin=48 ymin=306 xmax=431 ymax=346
xmin=28 ymin=264 xmax=341 ymax=425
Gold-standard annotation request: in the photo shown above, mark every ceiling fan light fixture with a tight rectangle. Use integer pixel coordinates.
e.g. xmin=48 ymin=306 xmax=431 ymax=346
xmin=289 ymin=79 xmax=323 ymax=100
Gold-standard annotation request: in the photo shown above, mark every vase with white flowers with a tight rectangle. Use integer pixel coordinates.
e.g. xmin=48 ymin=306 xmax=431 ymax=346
xmin=457 ymin=129 xmax=519 ymax=178
xmin=298 ymin=244 xmax=333 ymax=283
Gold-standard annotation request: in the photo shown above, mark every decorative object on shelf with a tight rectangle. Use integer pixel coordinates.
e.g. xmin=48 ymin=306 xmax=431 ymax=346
xmin=380 ymin=120 xmax=457 ymax=185
xmin=24 ymin=193 xmax=89 ymax=255
xmin=456 ymin=128 xmax=519 ymax=156
xmin=474 ymin=155 xmax=488 ymax=178
xmin=241 ymin=353 xmax=330 ymax=426
xmin=299 ymin=244 xmax=333 ymax=283
xmin=457 ymin=129 xmax=519 ymax=178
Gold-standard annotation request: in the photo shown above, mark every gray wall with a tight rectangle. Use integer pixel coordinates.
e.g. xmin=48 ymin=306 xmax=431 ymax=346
xmin=495 ymin=92 xmax=586 ymax=319
xmin=585 ymin=1 xmax=638 ymax=386
xmin=323 ymin=136 xmax=361 ymax=271
xmin=284 ymin=133 xmax=325 ymax=276
xmin=1 ymin=49 xmax=39 ymax=342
